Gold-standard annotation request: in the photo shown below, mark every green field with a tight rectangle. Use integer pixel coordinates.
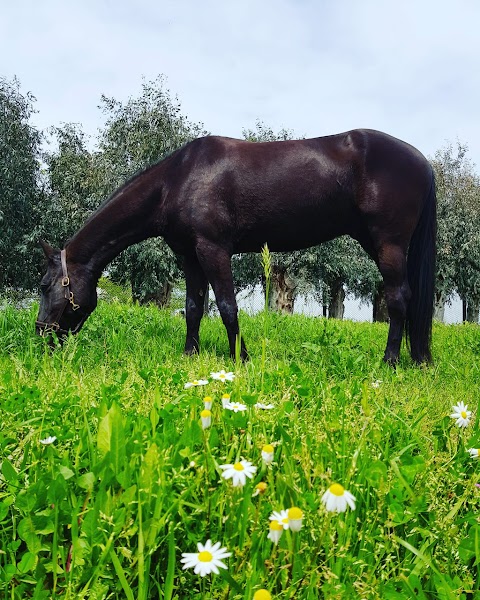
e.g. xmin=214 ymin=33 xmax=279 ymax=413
xmin=1 ymin=302 xmax=480 ymax=599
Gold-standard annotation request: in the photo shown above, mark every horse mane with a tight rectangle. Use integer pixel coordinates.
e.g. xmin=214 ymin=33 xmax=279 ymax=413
xmin=84 ymin=142 xmax=192 ymax=223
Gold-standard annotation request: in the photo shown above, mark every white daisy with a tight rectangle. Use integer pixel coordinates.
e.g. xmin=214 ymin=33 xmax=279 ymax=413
xmin=200 ymin=409 xmax=211 ymax=429
xmin=184 ymin=379 xmax=209 ymax=389
xmin=267 ymin=520 xmax=283 ymax=544
xmin=450 ymin=401 xmax=472 ymax=428
xmin=261 ymin=444 xmax=274 ymax=465
xmin=220 ymin=460 xmax=257 ymax=487
xmin=269 ymin=509 xmax=290 ymax=530
xmin=211 ymin=370 xmax=235 ymax=382
xmin=180 ymin=539 xmax=231 ymax=577
xmin=203 ymin=396 xmax=213 ymax=410
xmin=39 ymin=436 xmax=57 ymax=445
xmin=221 ymin=394 xmax=231 ymax=408
xmin=224 ymin=401 xmax=247 ymax=413
xmin=287 ymin=506 xmax=304 ymax=532
xmin=321 ymin=483 xmax=356 ymax=513
xmin=371 ymin=379 xmax=382 ymax=388
xmin=252 ymin=481 xmax=268 ymax=496
xmin=468 ymin=448 xmax=480 ymax=459
xmin=254 ymin=402 xmax=275 ymax=410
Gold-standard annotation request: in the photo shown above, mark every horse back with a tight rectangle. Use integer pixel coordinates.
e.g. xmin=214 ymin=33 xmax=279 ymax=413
xmin=161 ymin=130 xmax=431 ymax=254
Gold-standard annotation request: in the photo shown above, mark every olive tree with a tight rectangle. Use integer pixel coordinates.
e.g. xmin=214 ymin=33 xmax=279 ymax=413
xmin=0 ymin=77 xmax=43 ymax=293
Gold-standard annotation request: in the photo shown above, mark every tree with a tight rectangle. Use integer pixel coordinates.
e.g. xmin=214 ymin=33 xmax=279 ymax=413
xmin=431 ymin=143 xmax=480 ymax=322
xmin=0 ymin=77 xmax=43 ymax=293
xmin=40 ymin=123 xmax=101 ymax=248
xmin=94 ymin=76 xmax=207 ymax=306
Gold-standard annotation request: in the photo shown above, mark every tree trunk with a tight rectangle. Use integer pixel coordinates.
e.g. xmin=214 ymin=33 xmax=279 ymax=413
xmin=136 ymin=281 xmax=173 ymax=307
xmin=328 ymin=278 xmax=345 ymax=319
xmin=466 ymin=300 xmax=479 ymax=323
xmin=462 ymin=298 xmax=467 ymax=323
xmin=373 ymin=283 xmax=389 ymax=323
xmin=268 ymin=266 xmax=297 ymax=314
xmin=433 ymin=291 xmax=445 ymax=322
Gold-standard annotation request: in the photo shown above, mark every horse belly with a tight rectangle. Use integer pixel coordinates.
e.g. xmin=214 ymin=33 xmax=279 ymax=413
xmin=235 ymin=200 xmax=353 ymax=253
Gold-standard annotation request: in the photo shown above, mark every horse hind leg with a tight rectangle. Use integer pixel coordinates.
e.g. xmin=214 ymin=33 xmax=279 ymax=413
xmin=377 ymin=244 xmax=411 ymax=364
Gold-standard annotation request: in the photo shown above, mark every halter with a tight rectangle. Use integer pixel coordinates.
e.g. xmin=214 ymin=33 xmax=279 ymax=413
xmin=35 ymin=249 xmax=87 ymax=338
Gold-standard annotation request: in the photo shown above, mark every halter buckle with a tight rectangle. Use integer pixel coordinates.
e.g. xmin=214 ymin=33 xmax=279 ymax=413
xmin=61 ymin=276 xmax=70 ymax=287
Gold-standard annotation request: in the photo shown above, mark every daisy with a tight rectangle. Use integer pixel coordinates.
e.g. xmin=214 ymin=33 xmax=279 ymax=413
xmin=180 ymin=539 xmax=231 ymax=577
xmin=221 ymin=393 xmax=231 ymax=408
xmin=321 ymin=483 xmax=356 ymax=513
xmin=39 ymin=436 xmax=57 ymax=445
xmin=267 ymin=520 xmax=283 ymax=544
xmin=450 ymin=401 xmax=472 ymax=428
xmin=288 ymin=506 xmax=304 ymax=532
xmin=253 ymin=590 xmax=272 ymax=600
xmin=203 ymin=396 xmax=213 ymax=410
xmin=468 ymin=448 xmax=480 ymax=459
xmin=261 ymin=444 xmax=274 ymax=465
xmin=254 ymin=402 xmax=275 ymax=410
xmin=200 ymin=409 xmax=212 ymax=429
xmin=220 ymin=460 xmax=257 ymax=487
xmin=211 ymin=370 xmax=235 ymax=382
xmin=269 ymin=509 xmax=290 ymax=530
xmin=253 ymin=481 xmax=268 ymax=496
xmin=184 ymin=379 xmax=209 ymax=389
xmin=371 ymin=379 xmax=382 ymax=388
xmin=225 ymin=401 xmax=247 ymax=413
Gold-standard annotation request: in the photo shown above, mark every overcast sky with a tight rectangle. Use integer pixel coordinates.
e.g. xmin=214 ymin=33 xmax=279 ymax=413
xmin=2 ymin=0 xmax=479 ymax=167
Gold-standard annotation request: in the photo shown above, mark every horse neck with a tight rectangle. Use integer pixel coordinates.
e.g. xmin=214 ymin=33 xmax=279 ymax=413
xmin=66 ymin=173 xmax=164 ymax=278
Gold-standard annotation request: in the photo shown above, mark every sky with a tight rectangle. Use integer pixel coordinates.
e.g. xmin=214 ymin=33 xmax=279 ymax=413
xmin=2 ymin=0 xmax=480 ymax=168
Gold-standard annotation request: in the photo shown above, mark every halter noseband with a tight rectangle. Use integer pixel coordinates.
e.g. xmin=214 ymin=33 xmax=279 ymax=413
xmin=36 ymin=249 xmax=87 ymax=338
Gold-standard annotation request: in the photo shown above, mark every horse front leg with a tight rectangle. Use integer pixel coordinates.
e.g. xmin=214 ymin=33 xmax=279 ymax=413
xmin=183 ymin=254 xmax=208 ymax=355
xmin=195 ymin=242 xmax=248 ymax=361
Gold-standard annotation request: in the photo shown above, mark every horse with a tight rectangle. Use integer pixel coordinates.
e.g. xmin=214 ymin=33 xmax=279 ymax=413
xmin=36 ymin=128 xmax=436 ymax=364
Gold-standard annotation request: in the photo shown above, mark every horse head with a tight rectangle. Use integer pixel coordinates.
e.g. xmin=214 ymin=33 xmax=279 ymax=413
xmin=36 ymin=240 xmax=97 ymax=341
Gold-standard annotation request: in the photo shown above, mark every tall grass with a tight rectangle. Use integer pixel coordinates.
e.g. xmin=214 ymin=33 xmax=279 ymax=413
xmin=0 ymin=301 xmax=479 ymax=599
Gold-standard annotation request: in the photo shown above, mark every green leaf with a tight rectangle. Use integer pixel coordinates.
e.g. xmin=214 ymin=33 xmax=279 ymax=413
xmin=17 ymin=551 xmax=37 ymax=573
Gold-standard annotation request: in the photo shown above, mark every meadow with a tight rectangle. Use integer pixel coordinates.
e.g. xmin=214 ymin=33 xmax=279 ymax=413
xmin=1 ymin=299 xmax=480 ymax=599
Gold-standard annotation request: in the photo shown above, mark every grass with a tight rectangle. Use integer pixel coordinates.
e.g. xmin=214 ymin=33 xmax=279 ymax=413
xmin=1 ymin=300 xmax=480 ymax=599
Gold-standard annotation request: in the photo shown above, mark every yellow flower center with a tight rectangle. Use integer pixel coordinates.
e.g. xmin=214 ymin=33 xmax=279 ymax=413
xmin=256 ymin=482 xmax=267 ymax=493
xmin=233 ymin=462 xmax=245 ymax=471
xmin=281 ymin=518 xmax=289 ymax=524
xmin=269 ymin=521 xmax=283 ymax=531
xmin=219 ymin=374 xmax=226 ymax=379
xmin=204 ymin=396 xmax=212 ymax=402
xmin=192 ymin=380 xmax=199 ymax=385
xmin=329 ymin=483 xmax=345 ymax=496
xmin=253 ymin=590 xmax=272 ymax=600
xmin=198 ymin=550 xmax=213 ymax=562
xmin=222 ymin=394 xmax=230 ymax=399
xmin=461 ymin=411 xmax=467 ymax=418
xmin=262 ymin=444 xmax=274 ymax=453
xmin=288 ymin=506 xmax=303 ymax=519
xmin=200 ymin=409 xmax=211 ymax=418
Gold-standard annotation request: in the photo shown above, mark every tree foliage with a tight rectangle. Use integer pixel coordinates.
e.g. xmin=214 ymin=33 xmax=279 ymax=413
xmin=94 ymin=76 xmax=207 ymax=305
xmin=431 ymin=142 xmax=480 ymax=321
xmin=0 ymin=77 xmax=43 ymax=292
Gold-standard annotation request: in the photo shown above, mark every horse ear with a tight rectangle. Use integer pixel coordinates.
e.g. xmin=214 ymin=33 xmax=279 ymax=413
xmin=39 ymin=239 xmax=56 ymax=260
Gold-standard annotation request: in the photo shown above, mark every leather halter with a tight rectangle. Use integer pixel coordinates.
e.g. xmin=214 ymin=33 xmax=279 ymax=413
xmin=35 ymin=249 xmax=87 ymax=337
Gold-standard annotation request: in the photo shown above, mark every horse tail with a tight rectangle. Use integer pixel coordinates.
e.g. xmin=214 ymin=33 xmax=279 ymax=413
xmin=405 ymin=168 xmax=437 ymax=363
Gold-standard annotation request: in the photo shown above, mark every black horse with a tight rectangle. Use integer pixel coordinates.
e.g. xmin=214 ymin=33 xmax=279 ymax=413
xmin=36 ymin=129 xmax=436 ymax=364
